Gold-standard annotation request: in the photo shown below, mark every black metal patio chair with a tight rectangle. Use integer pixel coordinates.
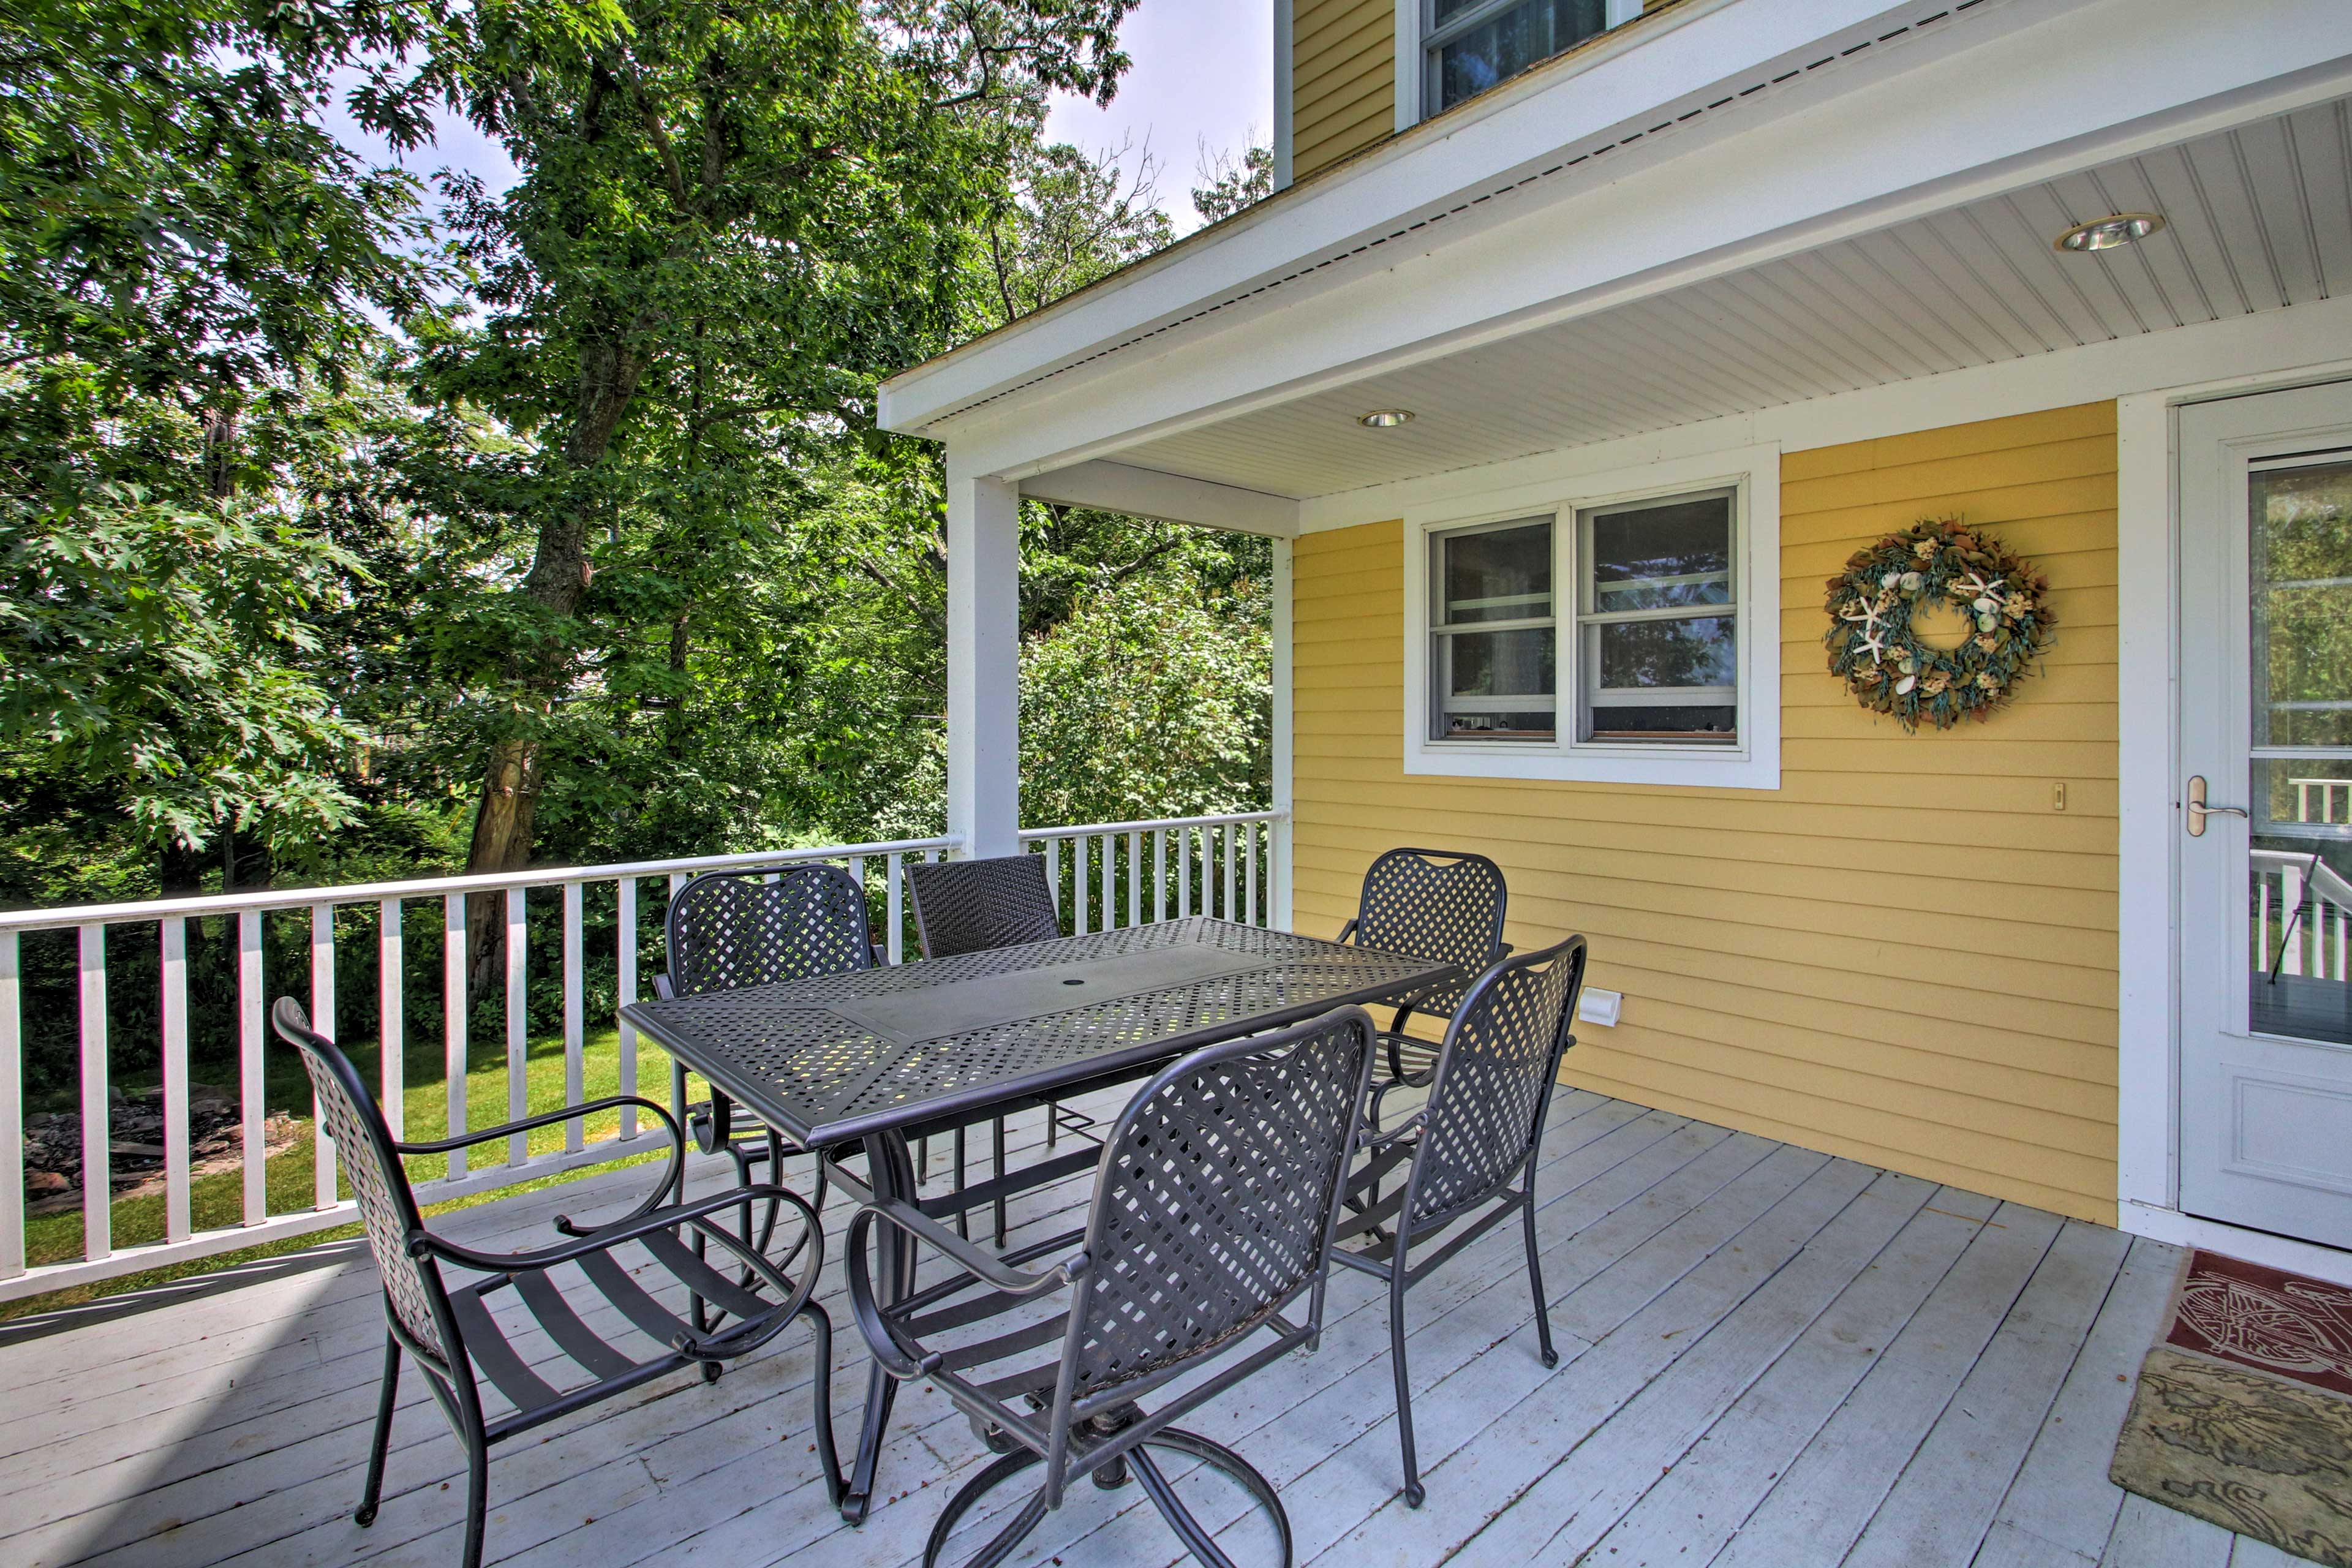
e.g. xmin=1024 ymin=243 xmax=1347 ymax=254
xmin=1331 ymin=933 xmax=1588 ymax=1509
xmin=846 ymin=1005 xmax=1378 ymax=1568
xmin=270 ymin=998 xmax=840 ymax=1568
xmin=658 ymin=862 xmax=882 ymax=1223
xmin=1334 ymin=847 xmax=1511 ymax=1110
xmin=906 ymin=853 xmax=1101 ymax=1247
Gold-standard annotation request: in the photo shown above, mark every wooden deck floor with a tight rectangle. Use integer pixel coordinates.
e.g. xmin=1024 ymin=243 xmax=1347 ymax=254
xmin=0 ymin=1087 xmax=2320 ymax=1568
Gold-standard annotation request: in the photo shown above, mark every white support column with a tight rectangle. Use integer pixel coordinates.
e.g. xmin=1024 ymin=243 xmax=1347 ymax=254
xmin=1272 ymin=537 xmax=1295 ymax=932
xmin=946 ymin=459 xmax=1023 ymax=860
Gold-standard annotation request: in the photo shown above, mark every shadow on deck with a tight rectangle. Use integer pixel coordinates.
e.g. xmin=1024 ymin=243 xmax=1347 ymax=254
xmin=0 ymin=1087 xmax=2309 ymax=1568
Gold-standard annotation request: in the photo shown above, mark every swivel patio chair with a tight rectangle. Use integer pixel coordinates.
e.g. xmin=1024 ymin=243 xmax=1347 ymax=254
xmin=1334 ymin=848 xmax=1510 ymax=1113
xmin=846 ymin=1005 xmax=1378 ymax=1568
xmin=906 ymin=853 xmax=1099 ymax=1246
xmin=1332 ymin=933 xmax=1588 ymax=1509
xmin=658 ymin=862 xmax=883 ymax=1223
xmin=270 ymin=998 xmax=840 ymax=1568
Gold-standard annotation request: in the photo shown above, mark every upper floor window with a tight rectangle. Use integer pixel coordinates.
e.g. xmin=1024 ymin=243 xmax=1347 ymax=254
xmin=1423 ymin=0 xmax=1640 ymax=117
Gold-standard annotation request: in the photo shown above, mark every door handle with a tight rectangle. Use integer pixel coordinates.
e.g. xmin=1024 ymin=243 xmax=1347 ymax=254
xmin=2186 ymin=774 xmax=2250 ymax=837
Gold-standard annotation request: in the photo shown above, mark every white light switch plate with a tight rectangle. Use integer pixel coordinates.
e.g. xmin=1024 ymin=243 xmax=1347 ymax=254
xmin=1580 ymin=989 xmax=1623 ymax=1027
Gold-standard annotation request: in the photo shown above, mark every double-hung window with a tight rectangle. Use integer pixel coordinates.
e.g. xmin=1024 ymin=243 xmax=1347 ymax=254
xmin=1409 ymin=450 xmax=1778 ymax=790
xmin=1577 ymin=489 xmax=1738 ymax=743
xmin=1422 ymin=0 xmax=1638 ymax=118
xmin=1431 ymin=518 xmax=1558 ymax=739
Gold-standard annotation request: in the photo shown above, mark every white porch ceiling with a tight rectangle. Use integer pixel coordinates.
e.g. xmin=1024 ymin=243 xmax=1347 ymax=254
xmin=1106 ymin=97 xmax=2352 ymax=502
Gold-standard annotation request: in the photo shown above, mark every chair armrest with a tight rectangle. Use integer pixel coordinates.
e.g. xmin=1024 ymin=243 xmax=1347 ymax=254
xmin=1359 ymin=1108 xmax=1425 ymax=1148
xmin=844 ymin=1200 xmax=1085 ymax=1382
xmin=854 ymin=1197 xmax=1087 ymax=1297
xmin=1336 ymin=918 xmax=1359 ymax=944
xmin=398 ymin=1096 xmax=684 ymax=1227
xmin=393 ymin=1095 xmax=682 ymax=1158
xmin=413 ymin=1182 xmax=817 ymax=1281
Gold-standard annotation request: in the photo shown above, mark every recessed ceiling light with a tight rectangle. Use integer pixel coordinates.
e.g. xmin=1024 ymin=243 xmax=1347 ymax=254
xmin=2056 ymin=213 xmax=2165 ymax=252
xmin=1359 ymin=409 xmax=1414 ymax=429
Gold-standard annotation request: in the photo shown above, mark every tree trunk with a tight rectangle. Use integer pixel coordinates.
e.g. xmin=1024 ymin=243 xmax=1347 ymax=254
xmin=460 ymin=329 xmax=643 ymax=998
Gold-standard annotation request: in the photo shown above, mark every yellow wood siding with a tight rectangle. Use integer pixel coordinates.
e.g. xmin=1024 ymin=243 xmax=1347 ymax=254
xmin=1291 ymin=403 xmax=2120 ymax=1223
xmin=1294 ymin=0 xmax=1395 ymax=178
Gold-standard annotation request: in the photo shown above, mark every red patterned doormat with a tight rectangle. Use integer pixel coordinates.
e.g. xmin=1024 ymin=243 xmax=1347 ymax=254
xmin=2111 ymin=1250 xmax=2352 ymax=1566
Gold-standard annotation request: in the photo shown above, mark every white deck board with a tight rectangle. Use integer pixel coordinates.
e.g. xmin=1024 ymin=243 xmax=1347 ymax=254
xmin=2 ymin=1090 xmax=2330 ymax=1568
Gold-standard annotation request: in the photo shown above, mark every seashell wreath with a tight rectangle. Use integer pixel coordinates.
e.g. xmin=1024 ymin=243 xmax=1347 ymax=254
xmin=1823 ymin=519 xmax=2056 ymax=731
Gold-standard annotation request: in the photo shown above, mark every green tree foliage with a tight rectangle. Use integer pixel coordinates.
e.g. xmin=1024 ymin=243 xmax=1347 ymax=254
xmin=1 ymin=0 xmax=1273 ymax=1095
xmin=1191 ymin=140 xmax=1272 ymax=225
xmin=0 ymin=0 xmax=442 ymax=867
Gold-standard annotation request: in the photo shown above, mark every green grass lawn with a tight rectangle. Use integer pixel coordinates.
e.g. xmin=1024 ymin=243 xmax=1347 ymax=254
xmin=7 ymin=1026 xmax=697 ymax=1323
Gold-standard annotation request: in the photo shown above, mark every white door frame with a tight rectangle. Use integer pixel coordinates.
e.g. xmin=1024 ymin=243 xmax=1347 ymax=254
xmin=2118 ymin=358 xmax=2352 ymax=1285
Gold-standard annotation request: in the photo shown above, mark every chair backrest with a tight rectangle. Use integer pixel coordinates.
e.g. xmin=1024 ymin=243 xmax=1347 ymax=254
xmin=663 ymin=864 xmax=875 ymax=997
xmin=1406 ymin=934 xmax=1588 ymax=1227
xmin=1062 ymin=1006 xmax=1376 ymax=1400
xmin=1349 ymin=848 xmax=1509 ymax=981
xmin=270 ymin=998 xmax=451 ymax=1363
xmin=905 ymin=853 xmax=1060 ymax=960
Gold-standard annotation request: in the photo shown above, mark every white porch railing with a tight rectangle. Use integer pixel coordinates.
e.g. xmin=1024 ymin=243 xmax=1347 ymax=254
xmin=2255 ymin=848 xmax=2350 ymax=980
xmin=1020 ymin=810 xmax=1282 ymax=933
xmin=0 ymin=812 xmax=1286 ymax=1305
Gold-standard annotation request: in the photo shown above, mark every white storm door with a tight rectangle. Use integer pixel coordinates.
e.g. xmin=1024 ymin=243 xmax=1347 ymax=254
xmin=2179 ymin=381 xmax=2352 ymax=1247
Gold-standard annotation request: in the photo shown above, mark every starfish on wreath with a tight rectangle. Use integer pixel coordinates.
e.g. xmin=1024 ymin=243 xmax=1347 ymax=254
xmin=1851 ymin=623 xmax=1890 ymax=666
xmin=1953 ymin=568 xmax=2007 ymax=607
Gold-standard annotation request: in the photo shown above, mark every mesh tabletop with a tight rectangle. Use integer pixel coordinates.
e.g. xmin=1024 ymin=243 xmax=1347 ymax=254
xmin=620 ymin=917 xmax=1456 ymax=1147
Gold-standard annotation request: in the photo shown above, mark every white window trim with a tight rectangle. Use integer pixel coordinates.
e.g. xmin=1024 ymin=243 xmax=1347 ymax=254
xmin=1401 ymin=442 xmax=1781 ymax=789
xmin=1398 ymin=0 xmax=1646 ymax=130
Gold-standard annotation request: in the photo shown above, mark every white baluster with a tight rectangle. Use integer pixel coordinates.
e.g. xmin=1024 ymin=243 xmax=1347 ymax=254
xmin=563 ymin=883 xmax=584 ymax=1153
xmin=2259 ymin=875 xmax=2273 ymax=973
xmin=162 ymin=916 xmax=190 ymax=1243
xmin=1154 ymin=831 xmax=1168 ymax=924
xmin=443 ymin=894 xmax=467 ymax=1180
xmin=1046 ymin=837 xmax=1061 ymax=927
xmin=1074 ymin=839 xmax=1090 ymax=935
xmin=239 ymin=910 xmax=265 ymax=1222
xmin=506 ymin=887 xmax=527 ymax=1166
xmin=2286 ymin=862 xmax=2308 ymax=978
xmin=80 ymin=923 xmax=108 ymax=1259
xmin=1232 ymin=823 xmax=1251 ymax=921
xmin=886 ymin=854 xmax=905 ymax=964
xmin=1179 ymin=827 xmax=1193 ymax=917
xmin=0 ymin=930 xmax=19 ymax=1278
xmin=616 ymin=879 xmax=638 ymax=1139
xmin=1128 ymin=831 xmax=1142 ymax=927
xmin=311 ymin=904 xmax=337 ymax=1207
xmin=379 ymin=900 xmax=403 ymax=1140
xmin=1099 ymin=834 xmax=1114 ymax=931
xmin=1248 ymin=823 xmax=1261 ymax=926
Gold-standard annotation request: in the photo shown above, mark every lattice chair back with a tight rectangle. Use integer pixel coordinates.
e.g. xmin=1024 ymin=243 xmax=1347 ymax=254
xmin=1350 ymin=848 xmax=1509 ymax=1016
xmin=906 ymin=854 xmax=1060 ymax=960
xmin=1406 ymin=935 xmax=1588 ymax=1226
xmin=1061 ymin=1006 xmax=1377 ymax=1400
xmin=271 ymin=998 xmax=451 ymax=1363
xmin=665 ymin=864 xmax=875 ymax=997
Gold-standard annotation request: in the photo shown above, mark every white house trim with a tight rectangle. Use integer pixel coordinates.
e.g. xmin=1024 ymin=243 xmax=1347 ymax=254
xmin=881 ymin=0 xmax=2081 ymax=439
xmin=1018 ymin=462 xmax=1299 ymax=537
xmin=1392 ymin=0 xmax=1416 ymax=134
xmin=2114 ymin=355 xmax=2352 ymax=1287
xmin=902 ymin=1 xmax=2352 ymax=487
xmin=1296 ymin=296 xmax=2352 ymax=529
xmin=1272 ymin=538 xmax=1296 ymax=931
xmin=1396 ymin=443 xmax=1781 ymax=790
xmin=1274 ymin=0 xmax=1295 ymax=190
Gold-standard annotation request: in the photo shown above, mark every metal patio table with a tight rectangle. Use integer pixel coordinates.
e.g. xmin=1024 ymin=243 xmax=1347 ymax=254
xmin=618 ymin=914 xmax=1460 ymax=1526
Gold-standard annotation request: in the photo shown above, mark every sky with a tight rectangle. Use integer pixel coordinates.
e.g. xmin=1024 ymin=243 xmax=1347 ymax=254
xmin=1043 ymin=0 xmax=1275 ymax=235
xmin=323 ymin=3 xmax=1272 ymax=238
